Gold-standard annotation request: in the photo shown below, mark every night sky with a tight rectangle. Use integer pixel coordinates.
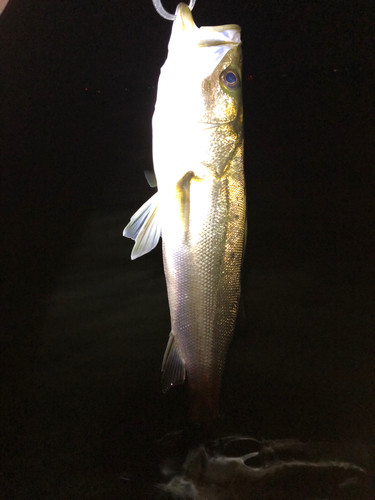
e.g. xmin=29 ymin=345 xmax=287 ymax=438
xmin=1 ymin=0 xmax=374 ymax=498
xmin=1 ymin=0 xmax=374 ymax=85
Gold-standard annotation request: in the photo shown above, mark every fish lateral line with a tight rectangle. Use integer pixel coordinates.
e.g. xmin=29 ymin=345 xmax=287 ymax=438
xmin=196 ymin=120 xmax=235 ymax=127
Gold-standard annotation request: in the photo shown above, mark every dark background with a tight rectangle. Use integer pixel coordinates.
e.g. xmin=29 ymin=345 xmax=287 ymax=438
xmin=1 ymin=0 xmax=374 ymax=498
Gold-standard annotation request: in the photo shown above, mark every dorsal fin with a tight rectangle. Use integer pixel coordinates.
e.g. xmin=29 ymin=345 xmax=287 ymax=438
xmin=161 ymin=332 xmax=186 ymax=393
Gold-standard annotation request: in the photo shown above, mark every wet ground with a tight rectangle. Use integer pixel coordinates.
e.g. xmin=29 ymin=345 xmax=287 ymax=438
xmin=1 ymin=74 xmax=374 ymax=498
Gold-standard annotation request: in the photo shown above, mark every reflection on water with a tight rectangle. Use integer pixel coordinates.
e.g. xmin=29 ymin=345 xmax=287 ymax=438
xmin=158 ymin=436 xmax=371 ymax=499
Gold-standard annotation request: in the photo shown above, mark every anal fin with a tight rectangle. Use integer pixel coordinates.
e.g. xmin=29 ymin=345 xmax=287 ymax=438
xmin=161 ymin=332 xmax=186 ymax=393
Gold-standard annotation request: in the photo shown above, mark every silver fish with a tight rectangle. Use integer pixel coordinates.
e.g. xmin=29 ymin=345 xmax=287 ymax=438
xmin=124 ymin=3 xmax=245 ymax=419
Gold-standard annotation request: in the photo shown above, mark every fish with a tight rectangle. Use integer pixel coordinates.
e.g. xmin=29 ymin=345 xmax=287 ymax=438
xmin=124 ymin=2 xmax=246 ymax=420
xmin=0 ymin=0 xmax=10 ymax=17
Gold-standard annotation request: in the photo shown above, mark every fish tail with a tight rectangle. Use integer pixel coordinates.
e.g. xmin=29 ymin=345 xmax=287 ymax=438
xmin=188 ymin=382 xmax=221 ymax=422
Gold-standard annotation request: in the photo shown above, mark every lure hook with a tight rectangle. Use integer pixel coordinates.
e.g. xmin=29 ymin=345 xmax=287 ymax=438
xmin=152 ymin=0 xmax=196 ymax=20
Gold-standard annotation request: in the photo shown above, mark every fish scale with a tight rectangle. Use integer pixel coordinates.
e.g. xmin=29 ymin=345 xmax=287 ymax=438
xmin=124 ymin=3 xmax=245 ymax=420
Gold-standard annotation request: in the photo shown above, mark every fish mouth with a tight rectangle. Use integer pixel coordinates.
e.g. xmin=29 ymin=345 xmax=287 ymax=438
xmin=198 ymin=40 xmax=241 ymax=48
xmin=200 ymin=24 xmax=241 ymax=33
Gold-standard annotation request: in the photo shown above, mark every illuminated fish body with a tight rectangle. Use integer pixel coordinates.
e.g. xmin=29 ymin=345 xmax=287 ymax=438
xmin=124 ymin=3 xmax=245 ymax=419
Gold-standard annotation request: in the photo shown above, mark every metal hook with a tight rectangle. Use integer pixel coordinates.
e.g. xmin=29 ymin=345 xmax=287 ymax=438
xmin=152 ymin=0 xmax=196 ymax=21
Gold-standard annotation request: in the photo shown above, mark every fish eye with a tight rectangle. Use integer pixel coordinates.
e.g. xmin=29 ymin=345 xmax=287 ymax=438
xmin=221 ymin=69 xmax=239 ymax=90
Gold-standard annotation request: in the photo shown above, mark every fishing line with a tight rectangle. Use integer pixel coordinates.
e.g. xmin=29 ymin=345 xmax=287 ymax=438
xmin=152 ymin=0 xmax=196 ymax=20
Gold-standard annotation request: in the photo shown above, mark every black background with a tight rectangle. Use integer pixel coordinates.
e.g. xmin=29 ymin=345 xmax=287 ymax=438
xmin=1 ymin=0 xmax=374 ymax=497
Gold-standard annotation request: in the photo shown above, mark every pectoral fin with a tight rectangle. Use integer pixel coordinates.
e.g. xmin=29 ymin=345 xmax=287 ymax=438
xmin=177 ymin=171 xmax=195 ymax=234
xmin=144 ymin=170 xmax=157 ymax=188
xmin=161 ymin=332 xmax=186 ymax=393
xmin=123 ymin=192 xmax=161 ymax=259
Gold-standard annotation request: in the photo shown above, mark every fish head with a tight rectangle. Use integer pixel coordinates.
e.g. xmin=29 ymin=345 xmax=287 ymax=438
xmin=202 ymin=51 xmax=242 ymax=124
xmin=196 ymin=30 xmax=243 ymax=178
xmin=153 ymin=3 xmax=243 ymax=181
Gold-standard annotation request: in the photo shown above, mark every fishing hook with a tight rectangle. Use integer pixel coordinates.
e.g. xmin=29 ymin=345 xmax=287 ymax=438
xmin=152 ymin=0 xmax=196 ymax=20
